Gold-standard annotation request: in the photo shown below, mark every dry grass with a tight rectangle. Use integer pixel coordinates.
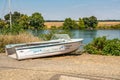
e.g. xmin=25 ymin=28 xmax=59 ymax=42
xmin=44 ymin=21 xmax=120 ymax=28
xmin=98 ymin=22 xmax=120 ymax=26
xmin=0 ymin=32 xmax=40 ymax=43
xmin=44 ymin=22 xmax=64 ymax=28
xmin=0 ymin=32 xmax=41 ymax=52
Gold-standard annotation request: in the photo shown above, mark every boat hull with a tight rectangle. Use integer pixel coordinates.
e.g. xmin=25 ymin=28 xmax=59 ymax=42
xmin=16 ymin=41 xmax=81 ymax=60
xmin=5 ymin=39 xmax=83 ymax=60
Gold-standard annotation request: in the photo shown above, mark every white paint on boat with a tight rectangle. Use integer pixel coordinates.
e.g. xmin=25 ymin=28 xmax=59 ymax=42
xmin=5 ymin=34 xmax=83 ymax=60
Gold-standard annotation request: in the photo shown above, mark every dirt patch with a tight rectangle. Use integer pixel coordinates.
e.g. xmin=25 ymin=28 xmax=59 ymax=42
xmin=0 ymin=53 xmax=120 ymax=80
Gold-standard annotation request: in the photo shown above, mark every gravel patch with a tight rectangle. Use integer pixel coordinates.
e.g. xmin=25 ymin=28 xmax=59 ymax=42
xmin=0 ymin=53 xmax=120 ymax=80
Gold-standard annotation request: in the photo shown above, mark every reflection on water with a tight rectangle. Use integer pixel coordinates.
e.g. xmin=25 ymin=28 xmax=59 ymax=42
xmin=96 ymin=30 xmax=120 ymax=39
xmin=71 ymin=30 xmax=120 ymax=44
xmin=29 ymin=30 xmax=120 ymax=44
xmin=71 ymin=30 xmax=97 ymax=44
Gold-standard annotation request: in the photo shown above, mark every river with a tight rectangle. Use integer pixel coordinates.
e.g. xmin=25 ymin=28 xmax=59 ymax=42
xmin=71 ymin=30 xmax=120 ymax=44
xmin=30 ymin=30 xmax=120 ymax=44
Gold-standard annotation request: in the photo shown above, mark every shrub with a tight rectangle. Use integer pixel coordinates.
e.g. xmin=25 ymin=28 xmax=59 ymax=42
xmin=84 ymin=36 xmax=120 ymax=56
xmin=110 ymin=24 xmax=120 ymax=29
xmin=84 ymin=36 xmax=106 ymax=55
xmin=1 ymin=23 xmax=24 ymax=35
xmin=103 ymin=39 xmax=120 ymax=56
xmin=0 ymin=32 xmax=40 ymax=53
xmin=84 ymin=43 xmax=99 ymax=54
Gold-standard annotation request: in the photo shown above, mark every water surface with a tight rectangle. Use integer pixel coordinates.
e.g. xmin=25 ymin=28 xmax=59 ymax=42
xmin=71 ymin=30 xmax=120 ymax=44
xmin=27 ymin=30 xmax=120 ymax=44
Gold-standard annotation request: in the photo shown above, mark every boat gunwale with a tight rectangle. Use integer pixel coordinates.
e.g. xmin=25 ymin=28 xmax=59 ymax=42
xmin=15 ymin=39 xmax=83 ymax=50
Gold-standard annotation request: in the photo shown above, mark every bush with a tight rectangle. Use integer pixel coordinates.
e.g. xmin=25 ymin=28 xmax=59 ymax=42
xmin=84 ymin=36 xmax=106 ymax=55
xmin=1 ymin=23 xmax=24 ymax=35
xmin=103 ymin=39 xmax=120 ymax=56
xmin=84 ymin=44 xmax=99 ymax=54
xmin=0 ymin=32 xmax=40 ymax=53
xmin=84 ymin=36 xmax=120 ymax=56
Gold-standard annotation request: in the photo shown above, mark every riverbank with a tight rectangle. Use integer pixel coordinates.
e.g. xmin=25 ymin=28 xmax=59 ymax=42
xmin=0 ymin=53 xmax=120 ymax=80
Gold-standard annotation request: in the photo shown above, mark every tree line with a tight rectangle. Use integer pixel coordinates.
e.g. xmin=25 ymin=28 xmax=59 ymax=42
xmin=0 ymin=11 xmax=98 ymax=30
xmin=0 ymin=11 xmax=45 ymax=30
xmin=61 ymin=16 xmax=98 ymax=30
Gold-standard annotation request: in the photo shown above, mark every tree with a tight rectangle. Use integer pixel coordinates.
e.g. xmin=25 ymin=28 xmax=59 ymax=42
xmin=78 ymin=18 xmax=85 ymax=29
xmin=4 ymin=11 xmax=22 ymax=23
xmin=0 ymin=19 xmax=6 ymax=29
xmin=18 ymin=15 xmax=29 ymax=29
xmin=83 ymin=16 xmax=98 ymax=29
xmin=89 ymin=16 xmax=98 ymax=29
xmin=63 ymin=18 xmax=78 ymax=30
xmin=29 ymin=12 xmax=45 ymax=30
xmin=83 ymin=17 xmax=90 ymax=29
xmin=3 ymin=11 xmax=26 ymax=34
xmin=12 ymin=11 xmax=21 ymax=23
xmin=4 ymin=14 xmax=9 ymax=21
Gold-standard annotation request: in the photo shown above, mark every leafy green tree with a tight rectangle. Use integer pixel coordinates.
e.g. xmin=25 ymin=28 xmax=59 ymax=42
xmin=29 ymin=12 xmax=45 ymax=30
xmin=3 ymin=11 xmax=25 ymax=34
xmin=12 ymin=11 xmax=21 ymax=23
xmin=4 ymin=11 xmax=22 ymax=23
xmin=4 ymin=14 xmax=9 ymax=21
xmin=83 ymin=16 xmax=98 ymax=29
xmin=82 ymin=17 xmax=90 ymax=29
xmin=0 ymin=20 xmax=6 ymax=29
xmin=63 ymin=18 xmax=78 ymax=30
xmin=18 ymin=15 xmax=29 ymax=29
xmin=89 ymin=16 xmax=98 ymax=29
xmin=78 ymin=18 xmax=85 ymax=29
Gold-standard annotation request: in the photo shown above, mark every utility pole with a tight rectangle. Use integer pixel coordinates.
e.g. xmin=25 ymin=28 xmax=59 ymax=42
xmin=8 ymin=0 xmax=12 ymax=29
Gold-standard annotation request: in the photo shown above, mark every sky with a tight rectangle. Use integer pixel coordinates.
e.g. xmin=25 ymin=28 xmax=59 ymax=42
xmin=0 ymin=0 xmax=120 ymax=20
